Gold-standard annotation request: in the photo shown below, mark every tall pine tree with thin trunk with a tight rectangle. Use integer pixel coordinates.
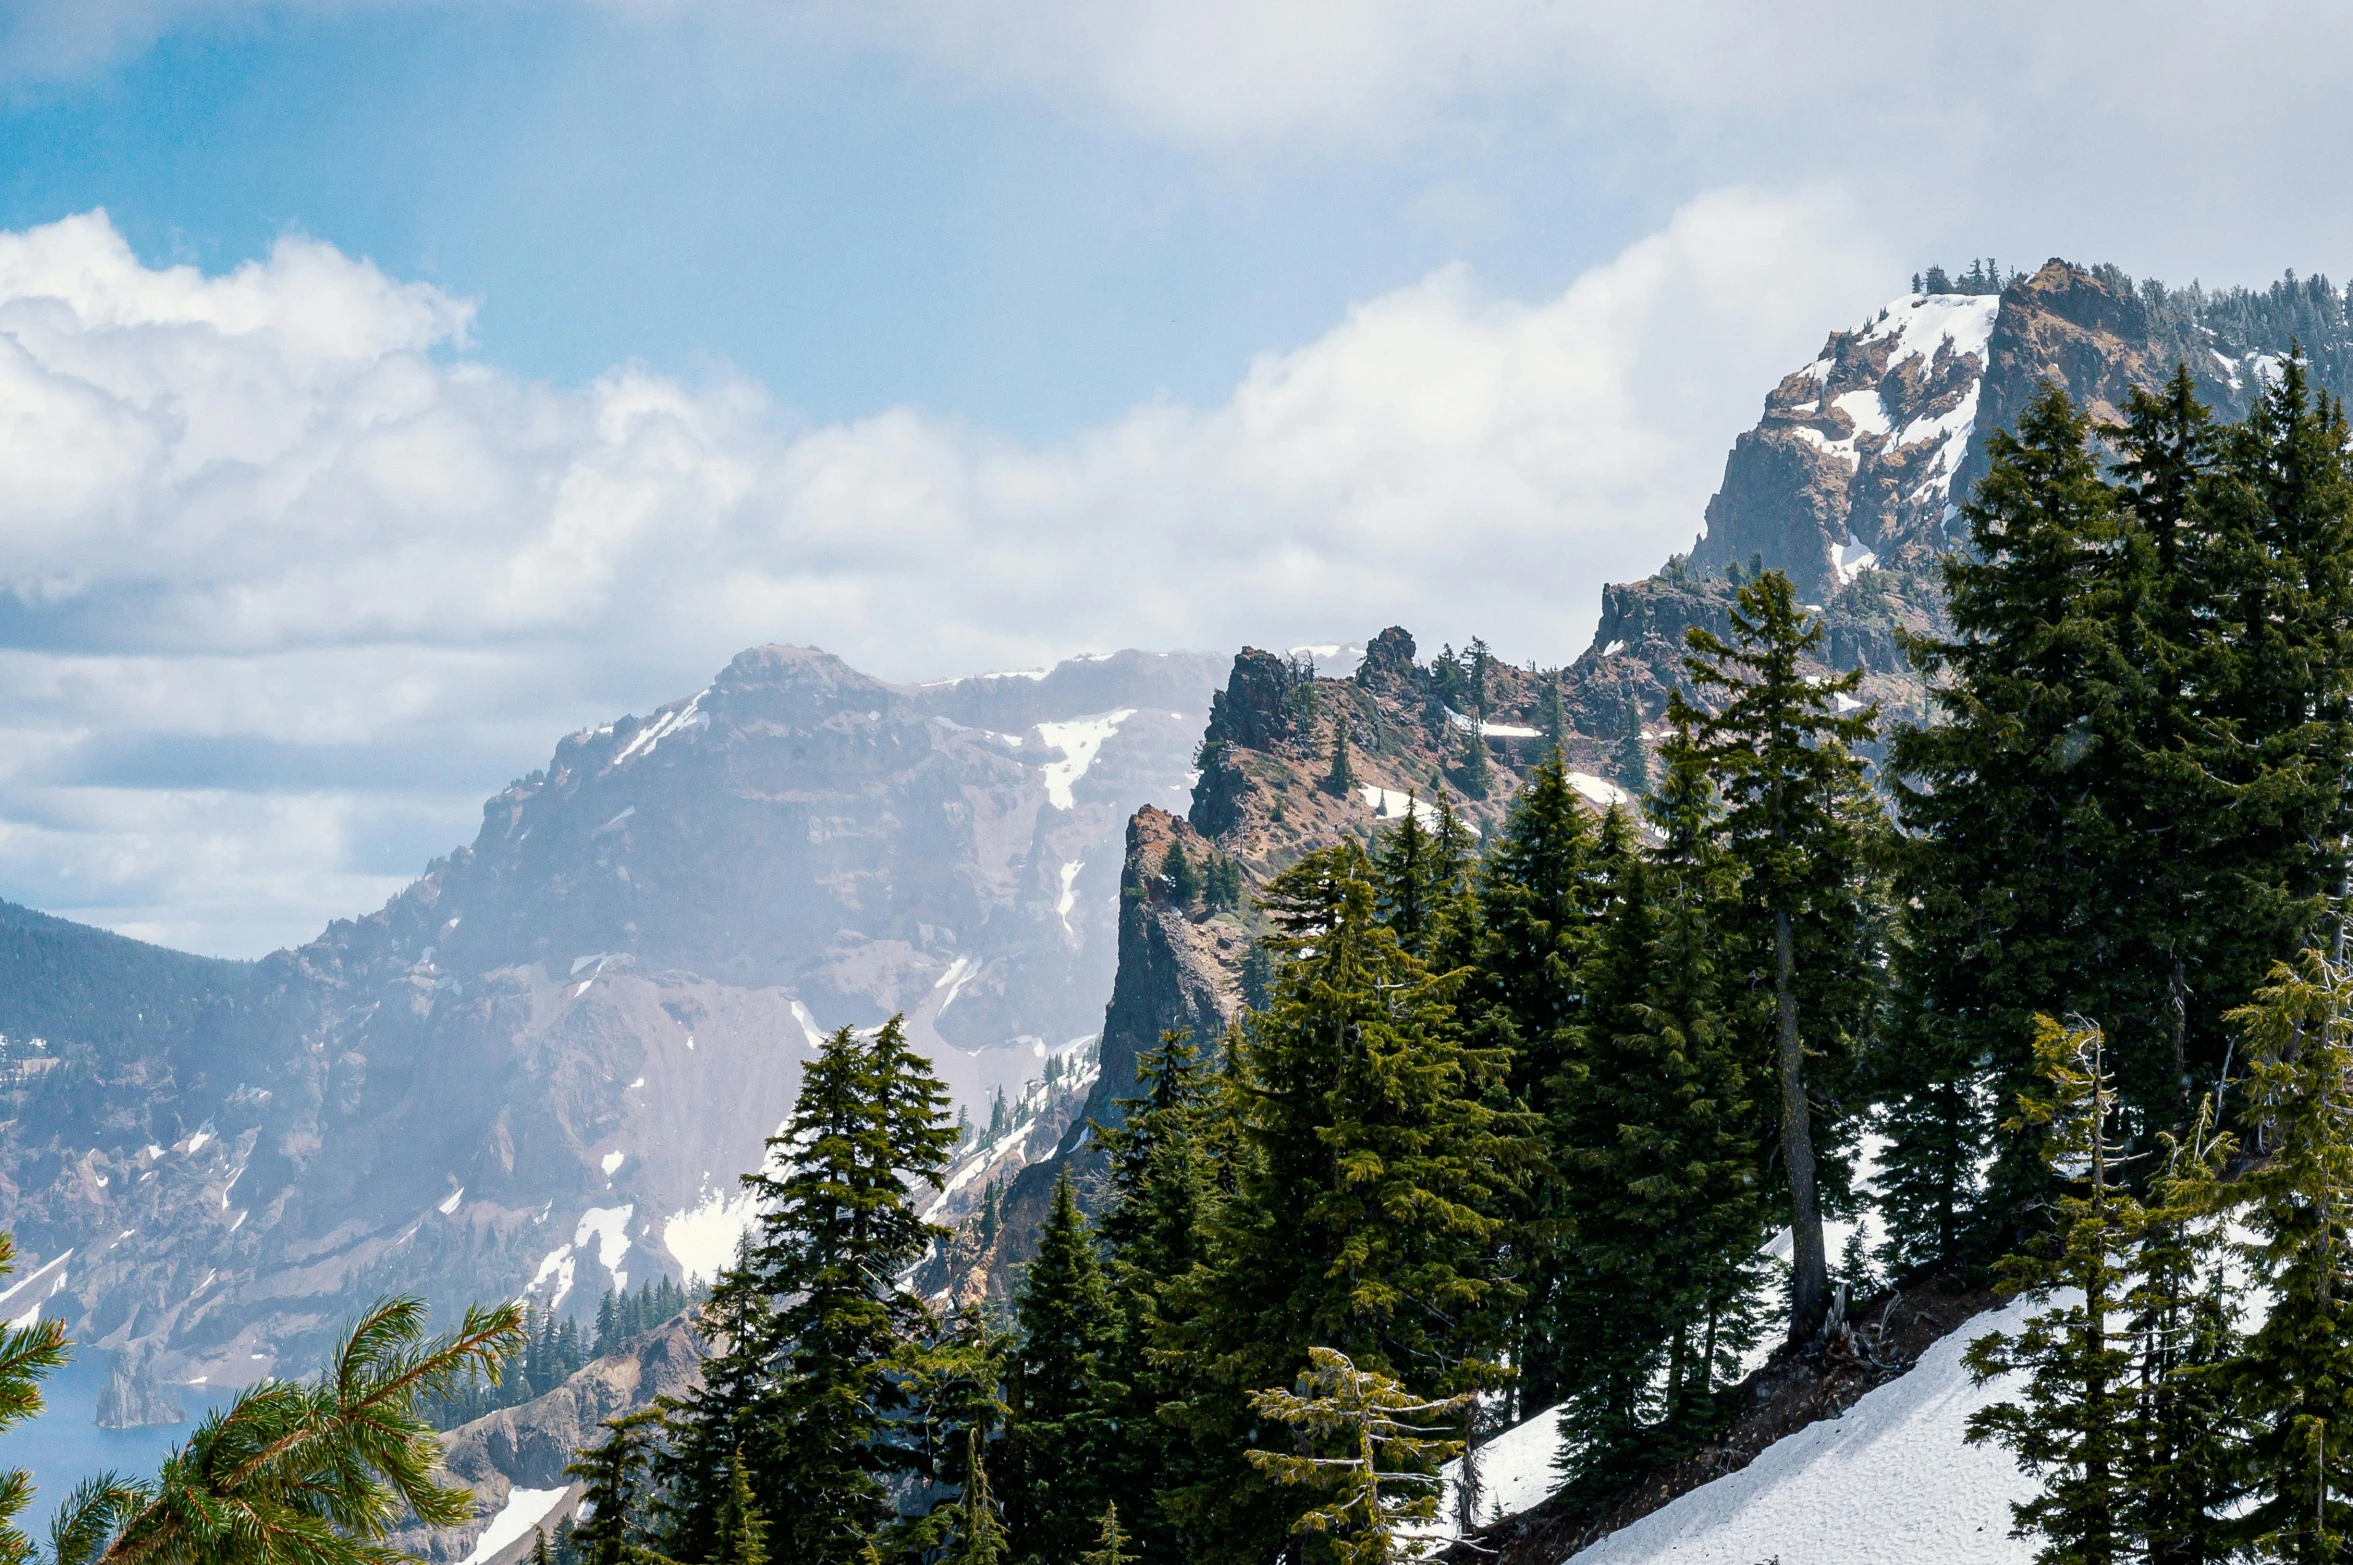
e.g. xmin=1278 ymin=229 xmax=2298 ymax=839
xmin=1674 ymin=569 xmax=1880 ymax=1339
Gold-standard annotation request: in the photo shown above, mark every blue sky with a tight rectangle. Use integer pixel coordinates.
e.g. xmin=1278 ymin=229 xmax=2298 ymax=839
xmin=0 ymin=3 xmax=1647 ymax=436
xmin=6 ymin=0 xmax=2353 ymax=956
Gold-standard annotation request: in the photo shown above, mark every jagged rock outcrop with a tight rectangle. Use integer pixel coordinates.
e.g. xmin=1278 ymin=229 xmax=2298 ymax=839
xmin=0 ymin=647 xmax=1222 ymax=1388
xmin=94 ymin=1345 xmax=184 ymax=1429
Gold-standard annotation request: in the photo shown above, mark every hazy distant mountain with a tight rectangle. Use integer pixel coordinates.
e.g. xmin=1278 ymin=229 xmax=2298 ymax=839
xmin=0 ymin=644 xmax=1223 ymax=1389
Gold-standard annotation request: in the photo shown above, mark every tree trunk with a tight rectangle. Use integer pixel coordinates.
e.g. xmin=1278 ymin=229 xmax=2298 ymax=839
xmin=1776 ymin=910 xmax=1828 ymax=1338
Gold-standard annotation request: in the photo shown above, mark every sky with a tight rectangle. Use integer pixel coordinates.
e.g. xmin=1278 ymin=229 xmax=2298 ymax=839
xmin=4 ymin=0 xmax=2353 ymax=956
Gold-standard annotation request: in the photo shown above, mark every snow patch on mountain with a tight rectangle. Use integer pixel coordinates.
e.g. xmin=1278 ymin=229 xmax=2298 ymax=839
xmin=613 ymin=688 xmax=709 ymax=766
xmin=663 ymin=1185 xmax=759 ymax=1284
xmin=461 ymin=1488 xmax=569 ymax=1565
xmin=1037 ymin=709 xmax=1137 ymax=809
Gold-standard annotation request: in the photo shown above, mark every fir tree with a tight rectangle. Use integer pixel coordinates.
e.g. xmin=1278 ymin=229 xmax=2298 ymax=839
xmin=1095 ymin=1034 xmax=1220 ymax=1561
xmin=1165 ymin=839 xmax=1202 ymax=908
xmin=1965 ymin=1018 xmax=2146 ymax=1565
xmin=1244 ymin=1347 xmax=1472 ymax=1565
xmin=656 ymin=1017 xmax=958 ymax=1564
xmin=1007 ymin=1174 xmax=1120 ymax=1565
xmin=1675 ymin=568 xmax=1882 ymax=1339
xmin=2223 ymin=952 xmax=2353 ymax=1562
xmin=1468 ymin=752 xmax=1602 ymax=1407
xmin=1159 ymin=845 xmax=1523 ymax=1560
xmin=1373 ymin=798 xmax=1438 ymax=959
xmin=532 ymin=1527 xmax=554 ymax=1565
xmin=0 ymin=1232 xmax=68 ymax=1564
xmin=1325 ymin=713 xmax=1358 ymax=797
xmin=564 ymin=1411 xmax=664 ymax=1565
xmin=707 ymin=1447 xmax=770 ymax=1565
xmin=1456 ymin=718 xmax=1493 ymax=800
xmin=1537 ymin=674 xmax=1569 ymax=753
xmin=2126 ymin=1098 xmax=2240 ymax=1565
xmin=1614 ymin=702 xmax=1649 ymax=798
xmin=1078 ymin=1505 xmax=1136 ymax=1565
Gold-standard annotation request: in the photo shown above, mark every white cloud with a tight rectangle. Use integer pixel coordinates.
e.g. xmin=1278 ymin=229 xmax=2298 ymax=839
xmin=0 ymin=192 xmax=1886 ymax=953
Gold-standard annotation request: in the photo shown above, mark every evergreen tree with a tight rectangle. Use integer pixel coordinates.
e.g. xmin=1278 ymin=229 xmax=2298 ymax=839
xmin=1165 ymin=839 xmax=1202 ymax=908
xmin=566 ymin=1411 xmax=664 ymax=1565
xmin=1244 ymin=1347 xmax=1472 ymax=1565
xmin=1456 ymin=719 xmax=1493 ymax=800
xmin=2222 ymin=952 xmax=2353 ymax=1562
xmin=1325 ymin=713 xmax=1358 ymax=797
xmin=0 ymin=1233 xmax=68 ymax=1565
xmin=1007 ymin=1174 xmax=1120 ymax=1565
xmin=1965 ymin=1018 xmax=2146 ymax=1565
xmin=1675 ymin=568 xmax=1882 ymax=1338
xmin=532 ymin=1527 xmax=554 ymax=1565
xmin=1159 ymin=845 xmax=1523 ymax=1561
xmin=1614 ymin=702 xmax=1649 ymax=798
xmin=1096 ymin=1034 xmax=1220 ymax=1561
xmin=708 ymin=1448 xmax=769 ymax=1565
xmin=2126 ymin=1098 xmax=2241 ymax=1565
xmin=1468 ymin=752 xmax=1602 ymax=1407
xmin=1537 ymin=674 xmax=1569 ymax=754
xmin=1373 ymin=799 xmax=1439 ymax=959
xmin=656 ymin=1017 xmax=958 ymax=1564
xmin=1888 ymin=386 xmax=2139 ymax=1260
xmin=1078 ymin=1505 xmax=1135 ymax=1565
xmin=48 ymin=1298 xmax=526 ymax=1565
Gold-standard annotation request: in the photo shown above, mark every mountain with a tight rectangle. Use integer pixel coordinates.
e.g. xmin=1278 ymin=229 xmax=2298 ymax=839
xmin=0 ymin=645 xmax=1223 ymax=1390
xmin=957 ymin=257 xmax=2346 ymax=1334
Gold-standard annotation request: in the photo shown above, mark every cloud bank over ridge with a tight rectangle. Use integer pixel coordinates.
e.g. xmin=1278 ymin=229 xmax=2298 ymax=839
xmin=0 ymin=190 xmax=1886 ymax=954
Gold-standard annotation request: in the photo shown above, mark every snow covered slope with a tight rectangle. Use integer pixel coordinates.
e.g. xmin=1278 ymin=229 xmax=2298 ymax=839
xmin=1558 ymin=1296 xmax=2042 ymax=1565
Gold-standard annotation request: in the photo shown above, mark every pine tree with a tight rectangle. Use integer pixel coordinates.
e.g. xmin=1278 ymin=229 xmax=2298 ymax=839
xmin=1675 ymin=568 xmax=1882 ymax=1338
xmin=1468 ymin=752 xmax=1602 ymax=1407
xmin=0 ymin=1233 xmax=67 ymax=1565
xmin=1245 ymin=1347 xmax=1473 ymax=1565
xmin=532 ymin=1527 xmax=554 ymax=1565
xmin=1096 ymin=1034 xmax=1220 ymax=1561
xmin=1887 ymin=386 xmax=2136 ymax=1259
xmin=2126 ymin=1098 xmax=2240 ymax=1565
xmin=708 ymin=1447 xmax=770 ymax=1565
xmin=1325 ymin=712 xmax=1358 ymax=796
xmin=2222 ymin=952 xmax=2353 ymax=1562
xmin=1078 ymin=1504 xmax=1136 ymax=1565
xmin=565 ymin=1411 xmax=663 ymax=1565
xmin=1537 ymin=674 xmax=1569 ymax=754
xmin=48 ymin=1299 xmax=526 ymax=1565
xmin=656 ymin=1017 xmax=958 ymax=1564
xmin=1006 ymin=1174 xmax=1120 ymax=1565
xmin=1456 ymin=718 xmax=1493 ymax=800
xmin=1165 ymin=839 xmax=1202 ymax=908
xmin=1965 ymin=1018 xmax=2146 ymax=1565
xmin=1159 ymin=845 xmax=1523 ymax=1561
xmin=1373 ymin=799 xmax=1439 ymax=959
xmin=1615 ymin=701 xmax=1649 ymax=797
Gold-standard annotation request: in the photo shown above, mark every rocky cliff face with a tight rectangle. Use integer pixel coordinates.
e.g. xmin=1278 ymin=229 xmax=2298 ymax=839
xmin=0 ymin=646 xmax=1222 ymax=1391
xmin=958 ymin=259 xmax=2329 ymax=1289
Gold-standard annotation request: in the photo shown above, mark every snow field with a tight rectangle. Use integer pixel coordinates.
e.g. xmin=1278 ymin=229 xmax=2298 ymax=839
xmin=1565 ymin=1294 xmax=2043 ymax=1565
xmin=460 ymin=1487 xmax=570 ymax=1565
xmin=1036 ymin=709 xmax=1137 ymax=809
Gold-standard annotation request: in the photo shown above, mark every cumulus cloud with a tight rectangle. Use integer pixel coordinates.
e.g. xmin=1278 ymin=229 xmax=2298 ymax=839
xmin=0 ymin=192 xmax=1887 ymax=952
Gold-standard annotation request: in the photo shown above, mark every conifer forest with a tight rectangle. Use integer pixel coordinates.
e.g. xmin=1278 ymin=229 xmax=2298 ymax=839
xmin=20 ymin=358 xmax=2353 ymax=1565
